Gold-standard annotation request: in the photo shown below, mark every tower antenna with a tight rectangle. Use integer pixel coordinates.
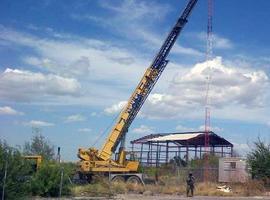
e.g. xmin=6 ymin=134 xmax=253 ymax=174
xmin=204 ymin=0 xmax=213 ymax=182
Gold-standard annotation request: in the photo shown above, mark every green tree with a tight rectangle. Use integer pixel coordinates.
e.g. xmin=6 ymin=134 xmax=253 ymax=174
xmin=247 ymin=139 xmax=270 ymax=182
xmin=31 ymin=162 xmax=72 ymax=197
xmin=23 ymin=133 xmax=55 ymax=161
xmin=0 ymin=140 xmax=32 ymax=199
xmin=190 ymin=154 xmax=219 ymax=168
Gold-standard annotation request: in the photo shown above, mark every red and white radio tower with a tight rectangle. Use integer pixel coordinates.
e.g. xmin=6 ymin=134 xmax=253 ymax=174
xmin=204 ymin=0 xmax=213 ymax=182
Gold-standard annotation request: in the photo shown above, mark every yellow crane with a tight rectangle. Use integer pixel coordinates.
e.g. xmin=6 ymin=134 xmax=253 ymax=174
xmin=77 ymin=0 xmax=198 ymax=183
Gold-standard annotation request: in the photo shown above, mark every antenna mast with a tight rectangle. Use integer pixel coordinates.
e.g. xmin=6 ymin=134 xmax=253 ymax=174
xmin=204 ymin=0 xmax=213 ymax=182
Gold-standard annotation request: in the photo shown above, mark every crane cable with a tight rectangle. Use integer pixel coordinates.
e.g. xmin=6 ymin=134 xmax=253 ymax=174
xmin=90 ymin=105 xmax=126 ymax=147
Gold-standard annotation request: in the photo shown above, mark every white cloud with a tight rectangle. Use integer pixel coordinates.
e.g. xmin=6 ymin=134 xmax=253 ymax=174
xmin=24 ymin=120 xmax=54 ymax=127
xmin=196 ymin=32 xmax=233 ymax=49
xmin=103 ymin=55 xmax=270 ymax=124
xmin=232 ymin=142 xmax=250 ymax=156
xmin=147 ymin=93 xmax=167 ymax=105
xmin=138 ymin=56 xmax=270 ymax=122
xmin=71 ymin=1 xmax=203 ymax=58
xmin=0 ymin=26 xmax=154 ymax=107
xmin=90 ymin=112 xmax=97 ymax=117
xmin=171 ymin=57 xmax=268 ymax=107
xmin=0 ymin=68 xmax=81 ymax=102
xmin=0 ymin=106 xmax=24 ymax=115
xmin=198 ymin=125 xmax=223 ymax=133
xmin=99 ymin=0 xmax=170 ymax=21
xmin=0 ymin=26 xmax=142 ymax=80
xmin=71 ymin=14 xmax=105 ymax=24
xmin=104 ymin=101 xmax=127 ymax=115
xmin=78 ymin=128 xmax=91 ymax=132
xmin=132 ymin=125 xmax=155 ymax=134
xmin=172 ymin=44 xmax=203 ymax=57
xmin=175 ymin=125 xmax=196 ymax=132
xmin=214 ymin=34 xmax=233 ymax=49
xmin=0 ymin=18 xmax=269 ymax=126
xmin=0 ymin=24 xmax=143 ymax=105
xmin=65 ymin=114 xmax=86 ymax=123
xmin=0 ymin=14 xmax=202 ymax=107
xmin=175 ymin=124 xmax=223 ymax=133
xmin=24 ymin=56 xmax=92 ymax=77
xmin=132 ymin=29 xmax=203 ymax=57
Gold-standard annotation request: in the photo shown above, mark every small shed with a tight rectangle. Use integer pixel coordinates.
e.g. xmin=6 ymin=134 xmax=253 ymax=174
xmin=131 ymin=131 xmax=233 ymax=166
xmin=218 ymin=157 xmax=248 ymax=183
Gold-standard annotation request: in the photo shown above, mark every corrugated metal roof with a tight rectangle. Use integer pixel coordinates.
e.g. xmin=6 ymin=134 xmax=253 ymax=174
xmin=149 ymin=133 xmax=201 ymax=142
xmin=130 ymin=131 xmax=233 ymax=146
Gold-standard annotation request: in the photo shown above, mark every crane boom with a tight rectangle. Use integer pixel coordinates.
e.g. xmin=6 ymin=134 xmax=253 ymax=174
xmin=98 ymin=0 xmax=198 ymax=161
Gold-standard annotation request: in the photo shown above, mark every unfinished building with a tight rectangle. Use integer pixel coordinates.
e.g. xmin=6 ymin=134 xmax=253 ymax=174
xmin=130 ymin=131 xmax=233 ymax=167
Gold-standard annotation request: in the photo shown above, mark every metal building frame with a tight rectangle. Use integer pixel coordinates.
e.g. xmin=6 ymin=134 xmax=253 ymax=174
xmin=130 ymin=131 xmax=233 ymax=167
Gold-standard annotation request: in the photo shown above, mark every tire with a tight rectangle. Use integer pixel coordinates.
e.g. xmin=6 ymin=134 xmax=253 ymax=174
xmin=111 ymin=175 xmax=125 ymax=183
xmin=72 ymin=172 xmax=90 ymax=184
xmin=72 ymin=172 xmax=92 ymax=185
xmin=126 ymin=176 xmax=141 ymax=185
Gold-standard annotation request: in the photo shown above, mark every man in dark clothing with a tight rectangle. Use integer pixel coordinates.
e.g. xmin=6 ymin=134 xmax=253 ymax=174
xmin=186 ymin=172 xmax=195 ymax=197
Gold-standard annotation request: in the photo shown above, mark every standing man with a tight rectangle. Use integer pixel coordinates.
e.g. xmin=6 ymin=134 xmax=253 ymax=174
xmin=186 ymin=172 xmax=195 ymax=197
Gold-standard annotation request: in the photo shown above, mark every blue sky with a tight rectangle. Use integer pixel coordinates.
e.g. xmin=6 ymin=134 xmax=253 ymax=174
xmin=0 ymin=0 xmax=270 ymax=161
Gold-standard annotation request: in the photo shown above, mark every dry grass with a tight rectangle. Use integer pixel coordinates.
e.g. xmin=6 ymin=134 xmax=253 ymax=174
xmin=71 ymin=178 xmax=266 ymax=197
xmin=71 ymin=183 xmax=112 ymax=197
xmin=231 ymin=180 xmax=265 ymax=196
xmin=111 ymin=182 xmax=128 ymax=194
xmin=126 ymin=183 xmax=145 ymax=193
xmin=194 ymin=180 xmax=265 ymax=197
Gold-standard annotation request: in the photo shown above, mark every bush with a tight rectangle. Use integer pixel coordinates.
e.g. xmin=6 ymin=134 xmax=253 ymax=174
xmin=0 ymin=140 xmax=32 ymax=200
xmin=30 ymin=162 xmax=72 ymax=197
xmin=247 ymin=139 xmax=270 ymax=183
xmin=190 ymin=154 xmax=219 ymax=168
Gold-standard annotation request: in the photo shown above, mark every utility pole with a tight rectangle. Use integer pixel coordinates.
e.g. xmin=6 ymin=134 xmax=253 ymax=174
xmin=2 ymin=161 xmax=8 ymax=200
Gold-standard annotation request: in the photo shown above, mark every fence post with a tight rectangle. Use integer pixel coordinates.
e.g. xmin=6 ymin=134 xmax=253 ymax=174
xmin=59 ymin=167 xmax=64 ymax=198
xmin=108 ymin=160 xmax=113 ymax=197
xmin=1 ymin=161 xmax=8 ymax=200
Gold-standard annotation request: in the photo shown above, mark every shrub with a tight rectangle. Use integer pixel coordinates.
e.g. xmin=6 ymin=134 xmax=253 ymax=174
xmin=30 ymin=162 xmax=72 ymax=197
xmin=0 ymin=140 xmax=32 ymax=200
xmin=247 ymin=138 xmax=270 ymax=184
